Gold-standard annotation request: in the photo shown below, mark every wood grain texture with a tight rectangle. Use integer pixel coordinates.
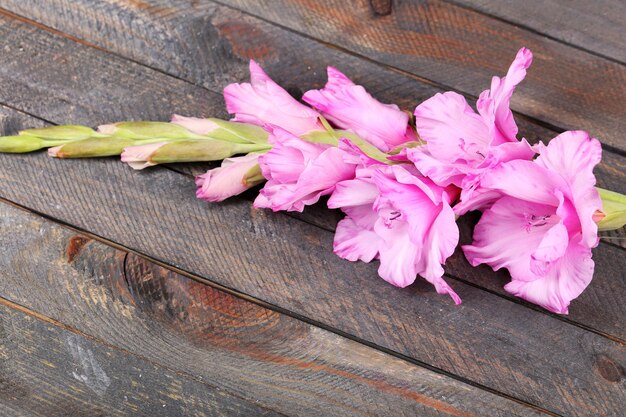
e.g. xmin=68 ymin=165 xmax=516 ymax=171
xmin=221 ymin=0 xmax=625 ymax=152
xmin=0 ymin=6 xmax=623 ymax=223
xmin=0 ymin=114 xmax=624 ymax=417
xmin=0 ymin=301 xmax=280 ymax=417
xmin=0 ymin=203 xmax=549 ymax=417
xmin=0 ymin=0 xmax=624 ymax=152
xmin=0 ymin=7 xmax=624 ymax=416
xmin=0 ymin=10 xmax=622 ymax=340
xmin=448 ymin=0 xmax=626 ymax=63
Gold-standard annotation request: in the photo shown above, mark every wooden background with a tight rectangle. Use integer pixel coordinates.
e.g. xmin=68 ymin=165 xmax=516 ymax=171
xmin=0 ymin=1 xmax=624 ymax=416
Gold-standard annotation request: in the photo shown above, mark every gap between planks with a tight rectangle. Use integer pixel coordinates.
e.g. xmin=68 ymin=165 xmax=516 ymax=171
xmin=0 ymin=197 xmax=561 ymax=417
xmin=442 ymin=0 xmax=626 ymax=66
xmin=0 ymin=3 xmax=625 ymax=160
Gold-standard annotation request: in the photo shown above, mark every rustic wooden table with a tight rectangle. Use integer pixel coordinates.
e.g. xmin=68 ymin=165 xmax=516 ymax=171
xmin=0 ymin=1 xmax=624 ymax=416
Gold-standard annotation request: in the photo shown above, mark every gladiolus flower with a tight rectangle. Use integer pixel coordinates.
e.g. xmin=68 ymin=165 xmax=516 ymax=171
xmin=329 ymin=163 xmax=461 ymax=303
xmin=303 ymin=67 xmax=417 ymax=152
xmin=462 ymin=131 xmax=602 ymax=314
xmin=409 ymin=48 xmax=535 ymax=214
xmin=224 ymin=60 xmax=323 ymax=136
xmin=196 ymin=153 xmax=264 ymax=202
xmin=254 ymin=126 xmax=356 ymax=212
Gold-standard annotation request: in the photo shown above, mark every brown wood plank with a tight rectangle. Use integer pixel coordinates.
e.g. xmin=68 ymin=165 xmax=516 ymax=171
xmin=0 ymin=0 xmax=624 ymax=152
xmin=0 ymin=203 xmax=548 ymax=417
xmin=0 ymin=300 xmax=280 ymax=417
xmin=1 ymin=113 xmax=624 ymax=417
xmin=447 ymin=0 xmax=626 ymax=63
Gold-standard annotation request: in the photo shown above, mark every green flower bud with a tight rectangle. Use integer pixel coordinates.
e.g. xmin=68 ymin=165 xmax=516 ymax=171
xmin=242 ymin=163 xmax=265 ymax=187
xmin=20 ymin=125 xmax=100 ymax=141
xmin=105 ymin=122 xmax=207 ymax=140
xmin=206 ymin=119 xmax=269 ymax=144
xmin=148 ymin=140 xmax=270 ymax=164
xmin=49 ymin=137 xmax=138 ymax=158
xmin=597 ymin=187 xmax=626 ymax=231
xmin=0 ymin=134 xmax=45 ymax=153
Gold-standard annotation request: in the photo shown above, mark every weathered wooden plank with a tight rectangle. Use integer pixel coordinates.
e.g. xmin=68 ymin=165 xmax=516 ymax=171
xmin=0 ymin=0 xmax=624 ymax=152
xmin=448 ymin=0 xmax=626 ymax=63
xmin=0 ymin=6 xmax=623 ymax=242
xmin=0 ymin=118 xmax=624 ymax=416
xmin=218 ymin=0 xmax=626 ymax=152
xmin=0 ymin=301 xmax=282 ymax=417
xmin=0 ymin=203 xmax=549 ymax=417
xmin=0 ymin=6 xmax=622 ymax=341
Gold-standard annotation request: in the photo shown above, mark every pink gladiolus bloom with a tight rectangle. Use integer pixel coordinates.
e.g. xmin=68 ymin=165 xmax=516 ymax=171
xmin=224 ymin=60 xmax=323 ymax=136
xmin=329 ymin=163 xmax=461 ymax=304
xmin=462 ymin=131 xmax=602 ymax=314
xmin=410 ymin=48 xmax=535 ymax=213
xmin=254 ymin=126 xmax=356 ymax=212
xmin=171 ymin=114 xmax=220 ymax=135
xmin=196 ymin=153 xmax=262 ymax=202
xmin=121 ymin=142 xmax=168 ymax=170
xmin=303 ymin=67 xmax=417 ymax=151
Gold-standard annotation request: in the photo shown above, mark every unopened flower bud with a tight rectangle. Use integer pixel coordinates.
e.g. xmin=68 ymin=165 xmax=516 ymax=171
xmin=596 ymin=187 xmax=626 ymax=231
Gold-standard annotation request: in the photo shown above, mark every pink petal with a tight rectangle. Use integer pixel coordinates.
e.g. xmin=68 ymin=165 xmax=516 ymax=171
xmin=477 ymin=47 xmax=533 ymax=145
xmin=462 ymin=196 xmax=560 ymax=278
xmin=419 ymin=198 xmax=461 ymax=304
xmin=223 ymin=60 xmax=322 ymax=136
xmin=535 ymin=131 xmax=602 ymax=248
xmin=375 ymin=220 xmax=420 ymax=288
xmin=406 ymin=147 xmax=466 ymax=187
xmin=333 ymin=207 xmax=381 ymax=262
xmin=328 ymin=178 xmax=378 ymax=209
xmin=195 ymin=153 xmax=261 ymax=202
xmin=372 ymin=166 xmax=442 ymax=243
xmin=259 ymin=125 xmax=327 ymax=184
xmin=530 ymin=223 xmax=569 ymax=276
xmin=121 ymin=142 xmax=168 ymax=170
xmin=414 ymin=91 xmax=490 ymax=164
xmin=171 ymin=115 xmax=220 ymax=135
xmin=257 ymin=131 xmax=356 ymax=212
xmin=479 ymin=160 xmax=567 ymax=206
xmin=303 ymin=67 xmax=415 ymax=151
xmin=504 ymin=241 xmax=594 ymax=314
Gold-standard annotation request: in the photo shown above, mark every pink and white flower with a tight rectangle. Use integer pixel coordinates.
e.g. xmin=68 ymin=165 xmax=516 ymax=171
xmin=303 ymin=67 xmax=417 ymax=151
xmin=409 ymin=48 xmax=535 ymax=213
xmin=224 ymin=60 xmax=323 ymax=137
xmin=329 ymin=163 xmax=461 ymax=303
xmin=462 ymin=131 xmax=602 ymax=314
xmin=254 ymin=126 xmax=356 ymax=212
xmin=120 ymin=142 xmax=169 ymax=170
xmin=196 ymin=152 xmax=263 ymax=202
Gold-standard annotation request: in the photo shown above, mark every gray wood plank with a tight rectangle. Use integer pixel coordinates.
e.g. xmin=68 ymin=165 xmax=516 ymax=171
xmin=0 ymin=301 xmax=281 ymax=417
xmin=0 ymin=109 xmax=624 ymax=417
xmin=0 ymin=202 xmax=547 ymax=417
xmin=0 ymin=11 xmax=623 ymax=342
xmin=448 ymin=0 xmax=626 ymax=63
xmin=0 ymin=0 xmax=624 ymax=151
